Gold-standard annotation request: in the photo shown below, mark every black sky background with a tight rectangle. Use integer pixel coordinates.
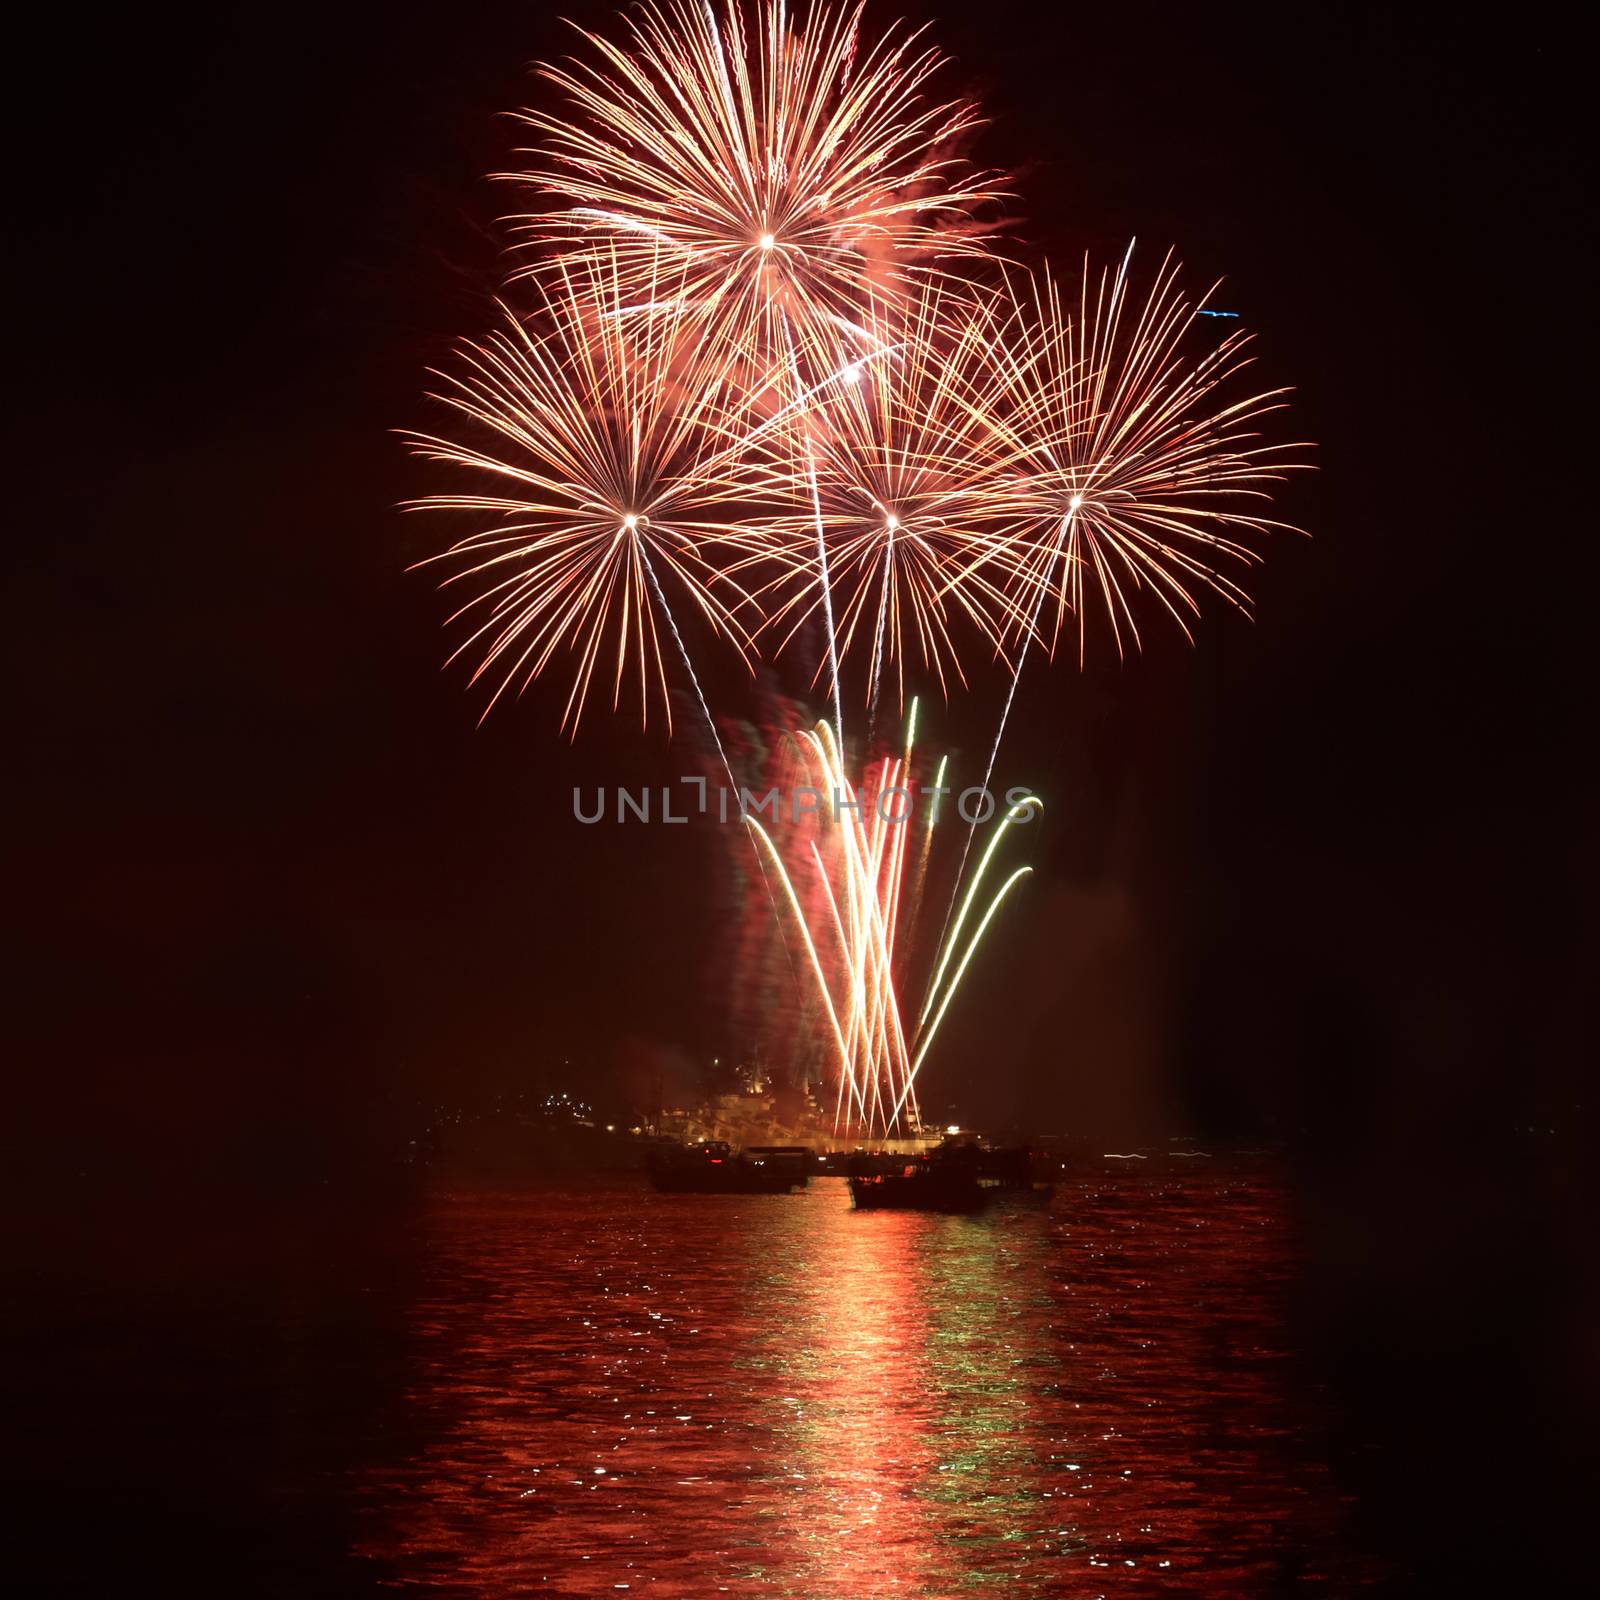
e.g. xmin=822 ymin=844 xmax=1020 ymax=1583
xmin=4 ymin=1 xmax=1592 ymax=1588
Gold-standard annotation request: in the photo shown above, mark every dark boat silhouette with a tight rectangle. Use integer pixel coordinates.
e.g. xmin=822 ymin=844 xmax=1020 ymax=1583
xmin=647 ymin=1141 xmax=809 ymax=1194
xmin=976 ymin=1144 xmax=1056 ymax=1201
xmin=848 ymin=1144 xmax=987 ymax=1212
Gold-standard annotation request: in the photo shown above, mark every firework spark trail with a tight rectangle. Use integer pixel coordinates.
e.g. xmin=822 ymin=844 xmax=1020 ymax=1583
xmin=866 ymin=542 xmax=893 ymax=740
xmin=805 ymin=836 xmax=869 ymax=1127
xmin=905 ymin=864 xmax=1031 ymax=1081
xmin=900 ymin=747 xmax=946 ymax=941
xmin=751 ymin=706 xmax=1032 ymax=1138
xmin=927 ymin=505 xmax=1067 ymax=973
xmin=636 ymin=539 xmax=739 ymax=789
xmin=804 ymin=723 xmax=908 ymax=1129
xmin=881 ymin=696 xmax=918 ymax=958
xmin=925 ymin=243 xmax=1142 ymax=961
xmin=779 ymin=304 xmax=845 ymax=744
xmin=918 ymin=792 xmax=1042 ymax=1028
xmin=747 ymin=815 xmax=853 ymax=1064
xmin=632 ymin=500 xmax=834 ymax=1037
xmin=796 ymin=726 xmax=910 ymax=1133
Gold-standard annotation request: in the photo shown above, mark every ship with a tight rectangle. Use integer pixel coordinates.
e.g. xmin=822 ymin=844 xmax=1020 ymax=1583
xmin=846 ymin=1137 xmax=1055 ymax=1211
xmin=975 ymin=1143 xmax=1056 ymax=1202
xmin=647 ymin=1140 xmax=810 ymax=1194
xmin=847 ymin=1141 xmax=987 ymax=1212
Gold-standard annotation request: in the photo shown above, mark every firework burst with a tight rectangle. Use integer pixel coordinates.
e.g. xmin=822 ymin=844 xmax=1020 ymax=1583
xmin=737 ymin=283 xmax=1028 ymax=715
xmin=922 ymin=247 xmax=1309 ymax=967
xmin=405 ymin=5 xmax=1311 ymax=1141
xmin=977 ymin=246 xmax=1308 ymax=664
xmin=404 ymin=252 xmax=764 ymax=735
xmin=505 ymin=0 xmax=1003 ymax=361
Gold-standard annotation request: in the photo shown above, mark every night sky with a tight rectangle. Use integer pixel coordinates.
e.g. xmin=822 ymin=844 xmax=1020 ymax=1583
xmin=12 ymin=0 xmax=1584 ymax=1149
xmin=6 ymin=2 xmax=1590 ymax=1585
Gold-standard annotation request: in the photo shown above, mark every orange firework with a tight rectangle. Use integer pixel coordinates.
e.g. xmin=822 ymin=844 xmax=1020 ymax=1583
xmin=976 ymin=245 xmax=1309 ymax=664
xmin=403 ymin=251 xmax=764 ymax=735
xmin=404 ymin=8 xmax=1313 ymax=1131
xmin=737 ymin=282 xmax=1027 ymax=714
xmin=501 ymin=0 xmax=1006 ymax=730
xmin=505 ymin=0 xmax=1003 ymax=363
xmin=922 ymin=246 xmax=1310 ymax=964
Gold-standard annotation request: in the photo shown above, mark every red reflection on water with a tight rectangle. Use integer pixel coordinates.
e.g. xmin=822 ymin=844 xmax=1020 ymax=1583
xmin=353 ymin=1162 xmax=1383 ymax=1595
xmin=756 ymin=1206 xmax=942 ymax=1595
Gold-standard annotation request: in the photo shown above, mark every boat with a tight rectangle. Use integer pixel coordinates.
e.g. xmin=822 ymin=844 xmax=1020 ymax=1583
xmin=840 ymin=1149 xmax=907 ymax=1179
xmin=848 ymin=1146 xmax=988 ymax=1213
xmin=647 ymin=1140 xmax=808 ymax=1194
xmin=976 ymin=1144 xmax=1056 ymax=1202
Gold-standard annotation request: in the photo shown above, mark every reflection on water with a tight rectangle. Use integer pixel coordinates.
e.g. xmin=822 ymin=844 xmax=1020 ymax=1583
xmin=353 ymin=1159 xmax=1380 ymax=1594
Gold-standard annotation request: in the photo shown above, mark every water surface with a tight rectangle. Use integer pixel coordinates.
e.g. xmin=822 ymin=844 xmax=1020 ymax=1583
xmin=349 ymin=1158 xmax=1379 ymax=1594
